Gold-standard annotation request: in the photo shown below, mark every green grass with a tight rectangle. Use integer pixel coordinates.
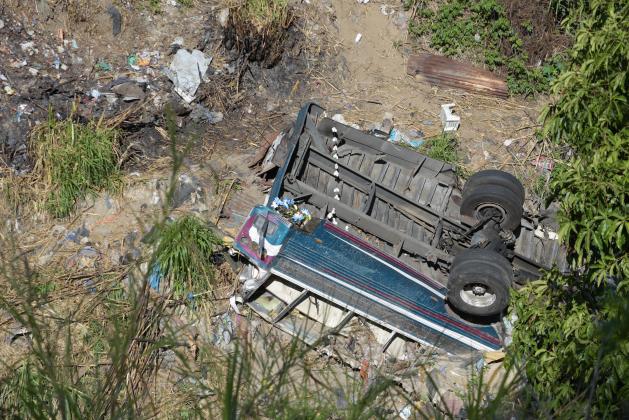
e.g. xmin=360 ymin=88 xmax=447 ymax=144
xmin=154 ymin=215 xmax=222 ymax=298
xmin=420 ymin=134 xmax=461 ymax=165
xmin=31 ymin=113 xmax=120 ymax=218
xmin=240 ymin=0 xmax=290 ymax=31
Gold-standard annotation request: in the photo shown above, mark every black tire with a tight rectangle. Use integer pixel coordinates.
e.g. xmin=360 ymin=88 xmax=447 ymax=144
xmin=461 ymin=170 xmax=525 ymax=231
xmin=463 ymin=169 xmax=525 ymax=198
xmin=447 ymin=249 xmax=513 ymax=317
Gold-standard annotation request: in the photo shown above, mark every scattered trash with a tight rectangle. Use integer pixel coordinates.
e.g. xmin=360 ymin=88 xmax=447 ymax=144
xmin=380 ymin=4 xmax=395 ymax=15
xmin=127 ymin=53 xmax=139 ymax=70
xmin=407 ymin=53 xmax=508 ymax=98
xmin=4 ymin=86 xmax=15 ymax=95
xmin=502 ymin=313 xmax=517 ymax=346
xmin=169 ymin=38 xmax=184 ymax=55
xmin=474 ymin=33 xmax=481 ymax=42
xmin=71 ymin=39 xmax=78 ymax=49
xmin=213 ymin=313 xmax=234 ymax=347
xmin=229 ymin=295 xmax=243 ymax=314
xmin=148 ymin=265 xmax=162 ymax=291
xmin=67 ymin=246 xmax=100 ymax=270
xmin=218 ymin=8 xmax=230 ymax=27
xmin=532 ymin=155 xmax=555 ymax=173
xmin=354 ymin=33 xmax=363 ymax=44
xmin=107 ymin=5 xmax=122 ymax=36
xmin=399 ymin=405 xmax=412 ymax=419
xmin=0 ymin=19 xmax=4 ymax=30
xmin=28 ymin=67 xmax=38 ymax=76
xmin=90 ymin=89 xmax=101 ymax=99
xmin=20 ymin=41 xmax=35 ymax=52
xmin=111 ymin=81 xmax=145 ymax=102
xmin=503 ymin=138 xmax=514 ymax=147
xmin=8 ymin=327 xmax=30 ymax=344
xmin=16 ymin=104 xmax=33 ymax=123
xmin=95 ymin=60 xmax=112 ymax=72
xmin=189 ymin=104 xmax=224 ymax=124
xmin=357 ymin=0 xmax=369 ymax=3
xmin=534 ymin=226 xmax=558 ymax=240
xmin=164 ymin=49 xmax=212 ymax=103
xmin=440 ymin=103 xmax=460 ymax=132
xmin=388 ymin=128 xmax=424 ymax=148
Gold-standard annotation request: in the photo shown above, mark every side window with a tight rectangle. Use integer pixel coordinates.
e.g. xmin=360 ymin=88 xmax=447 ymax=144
xmin=266 ymin=221 xmax=278 ymax=236
xmin=253 ymin=215 xmax=265 ymax=230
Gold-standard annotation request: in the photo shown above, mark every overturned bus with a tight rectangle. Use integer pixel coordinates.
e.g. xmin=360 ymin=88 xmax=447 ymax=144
xmin=232 ymin=103 xmax=566 ymax=355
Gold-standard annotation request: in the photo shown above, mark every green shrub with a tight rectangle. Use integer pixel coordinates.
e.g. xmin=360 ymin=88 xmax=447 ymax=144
xmin=509 ymin=0 xmax=629 ymax=416
xmin=154 ymin=215 xmax=223 ymax=298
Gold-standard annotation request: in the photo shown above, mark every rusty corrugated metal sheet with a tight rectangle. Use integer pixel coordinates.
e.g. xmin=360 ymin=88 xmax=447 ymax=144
xmin=407 ymin=54 xmax=509 ymax=98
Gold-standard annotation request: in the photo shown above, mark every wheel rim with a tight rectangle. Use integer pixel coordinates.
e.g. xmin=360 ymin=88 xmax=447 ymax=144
xmin=474 ymin=203 xmax=506 ymax=223
xmin=459 ymin=283 xmax=496 ymax=308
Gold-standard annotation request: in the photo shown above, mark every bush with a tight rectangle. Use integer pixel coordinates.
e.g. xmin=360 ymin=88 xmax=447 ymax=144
xmin=509 ymin=0 xmax=629 ymax=416
xmin=154 ymin=215 xmax=223 ymax=298
xmin=30 ymin=113 xmax=120 ymax=218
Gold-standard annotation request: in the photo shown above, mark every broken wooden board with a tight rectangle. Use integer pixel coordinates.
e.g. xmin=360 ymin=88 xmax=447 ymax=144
xmin=407 ymin=54 xmax=509 ymax=98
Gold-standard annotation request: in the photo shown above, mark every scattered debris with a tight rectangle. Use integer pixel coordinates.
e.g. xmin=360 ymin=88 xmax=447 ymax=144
xmin=218 ymin=8 xmax=230 ymax=27
xmin=354 ymin=33 xmax=363 ymax=44
xmin=380 ymin=5 xmax=395 ymax=15
xmin=407 ymin=53 xmax=509 ymax=98
xmin=111 ymin=81 xmax=146 ymax=102
xmin=440 ymin=103 xmax=460 ymax=132
xmin=388 ymin=127 xmax=424 ymax=147
xmin=95 ymin=60 xmax=112 ymax=72
xmin=107 ymin=5 xmax=122 ymax=36
xmin=164 ymin=49 xmax=212 ymax=103
xmin=189 ymin=104 xmax=224 ymax=124
xmin=532 ymin=155 xmax=555 ymax=173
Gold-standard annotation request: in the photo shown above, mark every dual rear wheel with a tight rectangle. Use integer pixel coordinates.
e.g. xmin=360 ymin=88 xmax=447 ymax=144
xmin=447 ymin=170 xmax=524 ymax=317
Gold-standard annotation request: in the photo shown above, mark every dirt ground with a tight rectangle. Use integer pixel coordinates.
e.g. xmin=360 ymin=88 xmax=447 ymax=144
xmin=0 ymin=0 xmax=546 ymax=416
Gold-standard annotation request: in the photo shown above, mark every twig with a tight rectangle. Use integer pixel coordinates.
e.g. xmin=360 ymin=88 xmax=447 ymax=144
xmin=214 ymin=178 xmax=238 ymax=225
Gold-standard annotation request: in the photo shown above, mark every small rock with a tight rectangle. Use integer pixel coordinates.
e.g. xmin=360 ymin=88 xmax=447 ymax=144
xmin=163 ymin=96 xmax=190 ymax=116
xmin=28 ymin=67 xmax=38 ymax=76
xmin=218 ymin=8 xmax=230 ymax=27
xmin=0 ymin=19 xmax=4 ymax=30
xmin=190 ymin=104 xmax=223 ymax=124
xmin=111 ymin=82 xmax=146 ymax=102
xmin=20 ymin=41 xmax=35 ymax=51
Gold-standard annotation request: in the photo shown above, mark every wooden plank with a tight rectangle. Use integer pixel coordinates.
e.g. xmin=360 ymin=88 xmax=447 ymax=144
xmin=407 ymin=53 xmax=508 ymax=98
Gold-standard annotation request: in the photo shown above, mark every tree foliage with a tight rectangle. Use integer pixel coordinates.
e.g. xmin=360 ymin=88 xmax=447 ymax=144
xmin=509 ymin=0 xmax=629 ymax=416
